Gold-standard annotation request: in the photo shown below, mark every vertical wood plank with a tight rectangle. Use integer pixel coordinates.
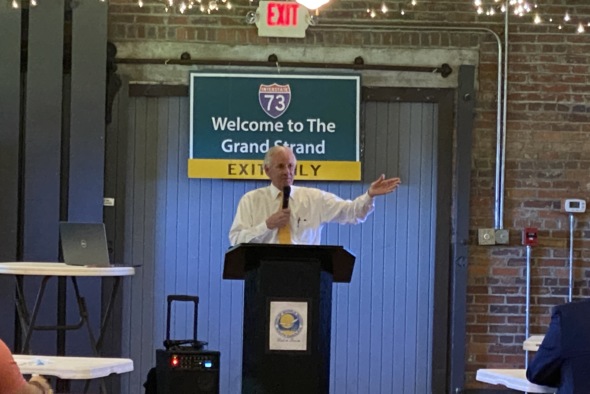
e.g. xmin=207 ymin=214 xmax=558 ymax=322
xmin=102 ymin=80 xmax=129 ymax=394
xmin=0 ymin=5 xmax=21 ymax=261
xmin=63 ymin=0 xmax=108 ymax=364
xmin=23 ymin=0 xmax=63 ymax=262
xmin=120 ymin=95 xmax=137 ymax=393
xmin=22 ymin=0 xmax=65 ymax=355
xmin=0 ymin=3 xmax=21 ymax=344
xmin=68 ymin=0 xmax=107 ymax=221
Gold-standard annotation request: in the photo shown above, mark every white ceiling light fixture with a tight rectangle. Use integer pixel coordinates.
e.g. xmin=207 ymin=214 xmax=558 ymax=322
xmin=296 ymin=0 xmax=329 ymax=11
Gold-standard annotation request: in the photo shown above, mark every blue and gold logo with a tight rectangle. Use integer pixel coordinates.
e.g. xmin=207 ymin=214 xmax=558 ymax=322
xmin=274 ymin=310 xmax=303 ymax=338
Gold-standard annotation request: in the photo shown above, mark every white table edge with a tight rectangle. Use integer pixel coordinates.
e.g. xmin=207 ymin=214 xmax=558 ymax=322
xmin=476 ymin=369 xmax=556 ymax=393
xmin=15 ymin=355 xmax=134 ymax=379
xmin=0 ymin=262 xmax=135 ymax=277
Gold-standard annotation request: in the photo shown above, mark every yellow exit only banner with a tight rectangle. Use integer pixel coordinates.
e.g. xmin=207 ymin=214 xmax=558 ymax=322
xmin=188 ymin=159 xmax=361 ymax=181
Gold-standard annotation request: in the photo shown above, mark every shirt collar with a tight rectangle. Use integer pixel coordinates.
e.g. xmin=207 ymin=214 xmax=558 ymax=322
xmin=269 ymin=184 xmax=296 ymax=200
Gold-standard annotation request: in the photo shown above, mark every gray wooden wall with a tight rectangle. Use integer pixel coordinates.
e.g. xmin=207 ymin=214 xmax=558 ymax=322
xmin=0 ymin=0 xmax=107 ymax=360
xmin=113 ymin=89 xmax=453 ymax=393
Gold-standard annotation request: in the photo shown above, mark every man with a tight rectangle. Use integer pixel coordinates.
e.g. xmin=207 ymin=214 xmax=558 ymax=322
xmin=229 ymin=145 xmax=401 ymax=246
xmin=526 ymin=299 xmax=590 ymax=393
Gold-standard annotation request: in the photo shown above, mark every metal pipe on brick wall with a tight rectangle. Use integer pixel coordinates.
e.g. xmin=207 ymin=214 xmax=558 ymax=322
xmin=495 ymin=1 xmax=510 ymax=230
xmin=525 ymin=244 xmax=532 ymax=369
xmin=116 ymin=57 xmax=452 ymax=75
xmin=569 ymin=213 xmax=574 ymax=302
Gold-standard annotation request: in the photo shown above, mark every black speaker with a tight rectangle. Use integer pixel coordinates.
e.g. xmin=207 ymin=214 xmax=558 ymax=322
xmin=156 ymin=349 xmax=220 ymax=394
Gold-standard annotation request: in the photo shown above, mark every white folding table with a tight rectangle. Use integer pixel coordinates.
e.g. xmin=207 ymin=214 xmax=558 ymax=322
xmin=476 ymin=369 xmax=556 ymax=393
xmin=15 ymin=355 xmax=134 ymax=380
xmin=0 ymin=262 xmax=134 ymax=355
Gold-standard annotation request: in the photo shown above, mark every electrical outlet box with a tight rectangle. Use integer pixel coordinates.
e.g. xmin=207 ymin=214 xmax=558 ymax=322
xmin=478 ymin=228 xmax=496 ymax=245
xmin=495 ymin=229 xmax=509 ymax=244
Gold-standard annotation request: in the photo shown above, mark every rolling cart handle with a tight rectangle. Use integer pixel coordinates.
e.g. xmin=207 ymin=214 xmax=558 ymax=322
xmin=165 ymin=295 xmax=199 ymax=342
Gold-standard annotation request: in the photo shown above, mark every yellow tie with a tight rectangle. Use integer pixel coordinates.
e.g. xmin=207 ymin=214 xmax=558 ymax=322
xmin=277 ymin=192 xmax=291 ymax=244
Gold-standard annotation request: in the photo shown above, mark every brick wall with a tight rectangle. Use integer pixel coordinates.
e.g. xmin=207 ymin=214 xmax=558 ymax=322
xmin=108 ymin=0 xmax=590 ymax=389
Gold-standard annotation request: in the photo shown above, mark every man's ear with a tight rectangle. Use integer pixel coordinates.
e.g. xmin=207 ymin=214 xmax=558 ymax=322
xmin=263 ymin=165 xmax=270 ymax=177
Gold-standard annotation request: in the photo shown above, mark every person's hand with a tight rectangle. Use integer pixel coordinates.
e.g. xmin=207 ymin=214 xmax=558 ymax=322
xmin=25 ymin=375 xmax=53 ymax=394
xmin=265 ymin=209 xmax=291 ymax=230
xmin=368 ymin=174 xmax=401 ymax=197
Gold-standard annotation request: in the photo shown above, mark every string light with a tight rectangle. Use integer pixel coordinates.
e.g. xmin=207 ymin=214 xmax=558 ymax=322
xmin=11 ymin=0 xmax=588 ymax=30
xmin=473 ymin=1 xmax=588 ymax=34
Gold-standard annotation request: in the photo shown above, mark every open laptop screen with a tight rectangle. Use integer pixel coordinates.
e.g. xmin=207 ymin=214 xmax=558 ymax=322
xmin=59 ymin=222 xmax=111 ymax=266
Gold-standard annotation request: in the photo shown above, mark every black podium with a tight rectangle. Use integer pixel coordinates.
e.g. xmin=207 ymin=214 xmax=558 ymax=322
xmin=223 ymin=244 xmax=355 ymax=394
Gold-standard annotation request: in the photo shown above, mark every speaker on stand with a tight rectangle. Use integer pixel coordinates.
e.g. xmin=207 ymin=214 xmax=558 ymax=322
xmin=156 ymin=349 xmax=220 ymax=394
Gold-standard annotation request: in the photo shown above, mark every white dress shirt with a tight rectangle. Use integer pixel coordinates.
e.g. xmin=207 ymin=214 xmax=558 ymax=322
xmin=229 ymin=184 xmax=375 ymax=246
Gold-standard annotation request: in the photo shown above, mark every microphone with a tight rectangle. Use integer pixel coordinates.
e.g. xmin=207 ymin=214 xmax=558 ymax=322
xmin=282 ymin=186 xmax=291 ymax=209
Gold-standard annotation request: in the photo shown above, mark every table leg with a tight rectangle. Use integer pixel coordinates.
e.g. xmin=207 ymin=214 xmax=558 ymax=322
xmin=70 ymin=277 xmax=99 ymax=355
xmin=96 ymin=277 xmax=121 ymax=351
xmin=21 ymin=276 xmax=53 ymax=353
xmin=14 ymin=276 xmax=31 ymax=350
xmin=70 ymin=277 xmax=109 ymax=394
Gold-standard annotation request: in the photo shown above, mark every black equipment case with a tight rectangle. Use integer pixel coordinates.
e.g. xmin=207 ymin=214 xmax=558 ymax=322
xmin=155 ymin=295 xmax=220 ymax=394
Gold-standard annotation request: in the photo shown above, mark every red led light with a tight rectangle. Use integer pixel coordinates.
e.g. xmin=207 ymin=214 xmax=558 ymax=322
xmin=170 ymin=355 xmax=179 ymax=367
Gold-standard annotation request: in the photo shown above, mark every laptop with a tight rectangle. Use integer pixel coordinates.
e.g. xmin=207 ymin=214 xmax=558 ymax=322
xmin=59 ymin=222 xmax=113 ymax=266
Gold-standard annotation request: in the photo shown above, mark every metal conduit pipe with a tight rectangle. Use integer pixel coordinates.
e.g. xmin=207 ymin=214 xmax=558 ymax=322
xmin=116 ymin=57 xmax=453 ymax=75
xmin=497 ymin=1 xmax=510 ymax=230
xmin=318 ymin=22 xmax=506 ymax=229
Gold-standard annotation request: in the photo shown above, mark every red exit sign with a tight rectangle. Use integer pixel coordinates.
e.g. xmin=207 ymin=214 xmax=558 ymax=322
xmin=256 ymin=1 xmax=309 ymax=38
